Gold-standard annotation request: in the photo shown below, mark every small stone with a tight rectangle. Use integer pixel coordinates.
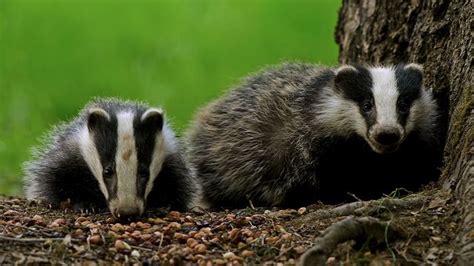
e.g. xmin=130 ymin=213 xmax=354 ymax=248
xmin=194 ymin=231 xmax=206 ymax=239
xmin=241 ymin=250 xmax=255 ymax=257
xmin=32 ymin=215 xmax=44 ymax=222
xmin=53 ymin=218 xmax=66 ymax=225
xmin=137 ymin=222 xmax=151 ymax=230
xmin=200 ymin=227 xmax=212 ymax=235
xmin=71 ymin=229 xmax=83 ymax=238
xmin=297 ymin=207 xmax=307 ymax=215
xmin=174 ymin=232 xmax=189 ymax=240
xmin=148 ymin=217 xmax=166 ymax=225
xmin=131 ymin=250 xmax=140 ymax=258
xmin=266 ymin=236 xmax=279 ymax=244
xmin=229 ymin=228 xmax=239 ymax=240
xmin=168 ymin=222 xmax=181 ymax=230
xmin=111 ymin=223 xmax=124 ymax=232
xmin=223 ymin=251 xmax=237 ymax=260
xmin=187 ymin=238 xmax=199 ymax=248
xmin=240 ymin=228 xmax=253 ymax=237
xmin=131 ymin=230 xmax=141 ymax=239
xmin=141 ymin=233 xmax=152 ymax=241
xmin=107 ymin=231 xmax=120 ymax=239
xmin=80 ymin=221 xmax=91 ymax=227
xmin=89 ymin=235 xmax=102 ymax=245
xmin=76 ymin=217 xmax=88 ymax=223
xmin=194 ymin=243 xmax=207 ymax=254
xmin=213 ymin=259 xmax=227 ymax=264
xmin=115 ymin=239 xmax=131 ymax=251
xmin=281 ymin=233 xmax=292 ymax=240
xmin=294 ymin=246 xmax=306 ymax=253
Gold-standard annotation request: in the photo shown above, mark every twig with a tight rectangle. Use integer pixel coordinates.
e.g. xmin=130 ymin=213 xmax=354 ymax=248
xmin=130 ymin=245 xmax=154 ymax=252
xmin=0 ymin=235 xmax=78 ymax=243
xmin=275 ymin=244 xmax=294 ymax=260
xmin=158 ymin=231 xmax=164 ymax=250
xmin=298 ymin=216 xmax=403 ymax=266
xmin=347 ymin=193 xmax=363 ymax=202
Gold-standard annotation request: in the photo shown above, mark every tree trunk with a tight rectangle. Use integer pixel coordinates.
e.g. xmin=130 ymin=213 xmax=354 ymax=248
xmin=336 ymin=0 xmax=473 ymax=263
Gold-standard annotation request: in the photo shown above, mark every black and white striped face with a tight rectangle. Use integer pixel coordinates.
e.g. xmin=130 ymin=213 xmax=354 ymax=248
xmin=78 ymin=107 xmax=166 ymax=218
xmin=333 ymin=63 xmax=434 ymax=154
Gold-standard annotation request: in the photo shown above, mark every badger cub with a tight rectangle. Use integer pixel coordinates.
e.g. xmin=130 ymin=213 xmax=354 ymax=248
xmin=24 ymin=98 xmax=194 ymax=218
xmin=186 ymin=63 xmax=442 ymax=208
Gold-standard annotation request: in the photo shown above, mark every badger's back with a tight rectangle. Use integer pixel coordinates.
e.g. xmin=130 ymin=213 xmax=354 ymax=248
xmin=187 ymin=64 xmax=334 ymax=207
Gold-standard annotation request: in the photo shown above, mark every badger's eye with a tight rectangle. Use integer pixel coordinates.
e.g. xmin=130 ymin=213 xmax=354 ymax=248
xmin=362 ymin=100 xmax=373 ymax=113
xmin=138 ymin=166 xmax=149 ymax=182
xmin=103 ymin=165 xmax=115 ymax=179
xmin=398 ymin=101 xmax=410 ymax=114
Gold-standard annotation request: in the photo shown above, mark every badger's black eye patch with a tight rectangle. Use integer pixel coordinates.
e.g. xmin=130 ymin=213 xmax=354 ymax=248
xmin=334 ymin=65 xmax=373 ymax=103
xmin=397 ymin=99 xmax=411 ymax=114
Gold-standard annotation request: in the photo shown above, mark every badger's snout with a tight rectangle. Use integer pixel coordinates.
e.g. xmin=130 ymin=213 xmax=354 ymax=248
xmin=374 ymin=127 xmax=401 ymax=146
xmin=114 ymin=206 xmax=140 ymax=219
xmin=368 ymin=125 xmax=405 ymax=154
xmin=108 ymin=198 xmax=145 ymax=220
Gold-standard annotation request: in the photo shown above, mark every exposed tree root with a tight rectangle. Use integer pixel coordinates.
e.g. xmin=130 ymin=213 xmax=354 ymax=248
xmin=297 ymin=195 xmax=428 ymax=225
xmin=299 ymin=216 xmax=403 ymax=266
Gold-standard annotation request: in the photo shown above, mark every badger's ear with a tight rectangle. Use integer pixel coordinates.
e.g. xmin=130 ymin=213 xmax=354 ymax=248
xmin=334 ymin=65 xmax=358 ymax=76
xmin=403 ymin=63 xmax=424 ymax=88
xmin=87 ymin=108 xmax=110 ymax=132
xmin=334 ymin=65 xmax=359 ymax=91
xmin=141 ymin=108 xmax=163 ymax=131
xmin=404 ymin=63 xmax=423 ymax=72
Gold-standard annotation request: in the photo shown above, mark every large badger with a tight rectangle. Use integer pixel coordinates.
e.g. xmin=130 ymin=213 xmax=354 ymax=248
xmin=186 ymin=63 xmax=442 ymax=208
xmin=24 ymin=98 xmax=195 ymax=218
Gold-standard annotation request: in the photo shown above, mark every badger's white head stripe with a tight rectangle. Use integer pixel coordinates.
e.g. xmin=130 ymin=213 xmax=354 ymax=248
xmin=369 ymin=67 xmax=400 ymax=128
xmin=78 ymin=127 xmax=109 ymax=199
xmin=146 ymin=133 xmax=166 ymax=198
xmin=109 ymin=111 xmax=143 ymax=214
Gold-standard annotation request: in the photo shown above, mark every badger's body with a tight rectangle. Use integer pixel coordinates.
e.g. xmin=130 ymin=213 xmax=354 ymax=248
xmin=186 ymin=63 xmax=442 ymax=208
xmin=24 ymin=98 xmax=194 ymax=218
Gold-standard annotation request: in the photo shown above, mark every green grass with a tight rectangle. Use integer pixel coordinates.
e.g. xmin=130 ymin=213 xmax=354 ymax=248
xmin=0 ymin=0 xmax=340 ymax=195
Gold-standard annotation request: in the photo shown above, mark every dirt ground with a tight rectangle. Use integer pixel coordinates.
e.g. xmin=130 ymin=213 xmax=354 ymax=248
xmin=0 ymin=189 xmax=459 ymax=265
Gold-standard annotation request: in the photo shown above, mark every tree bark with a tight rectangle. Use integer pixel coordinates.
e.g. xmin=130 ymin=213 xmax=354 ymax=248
xmin=336 ymin=0 xmax=473 ymax=263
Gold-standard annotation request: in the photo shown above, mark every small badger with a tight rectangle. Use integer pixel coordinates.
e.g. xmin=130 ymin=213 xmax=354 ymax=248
xmin=186 ymin=63 xmax=442 ymax=208
xmin=24 ymin=98 xmax=195 ymax=218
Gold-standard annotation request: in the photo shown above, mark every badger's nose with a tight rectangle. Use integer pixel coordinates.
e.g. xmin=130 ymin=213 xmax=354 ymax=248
xmin=115 ymin=207 xmax=140 ymax=220
xmin=375 ymin=128 xmax=401 ymax=145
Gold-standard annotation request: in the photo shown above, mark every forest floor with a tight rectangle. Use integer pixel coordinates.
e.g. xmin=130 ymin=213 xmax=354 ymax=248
xmin=0 ymin=189 xmax=459 ymax=265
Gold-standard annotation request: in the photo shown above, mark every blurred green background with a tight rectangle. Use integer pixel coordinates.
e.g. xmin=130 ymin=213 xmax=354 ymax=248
xmin=0 ymin=0 xmax=340 ymax=195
